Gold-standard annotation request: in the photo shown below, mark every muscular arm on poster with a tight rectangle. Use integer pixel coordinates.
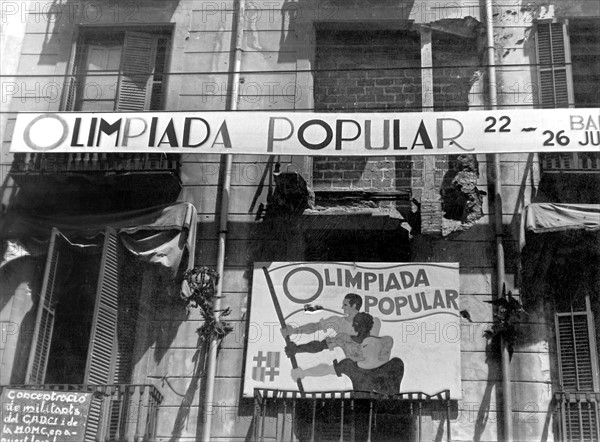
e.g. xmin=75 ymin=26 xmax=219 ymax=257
xmin=291 ymin=364 xmax=336 ymax=381
xmin=285 ymin=340 xmax=328 ymax=357
xmin=282 ymin=316 xmax=343 ymax=338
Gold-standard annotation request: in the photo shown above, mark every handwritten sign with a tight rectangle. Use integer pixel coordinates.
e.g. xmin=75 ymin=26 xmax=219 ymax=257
xmin=9 ymin=108 xmax=600 ymax=155
xmin=0 ymin=389 xmax=92 ymax=442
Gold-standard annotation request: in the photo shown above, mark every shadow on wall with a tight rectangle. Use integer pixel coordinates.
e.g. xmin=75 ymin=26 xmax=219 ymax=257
xmin=275 ymin=0 xmax=418 ymax=64
xmin=167 ymin=334 xmax=208 ymax=442
xmin=36 ymin=0 xmax=181 ymax=65
xmin=471 ymin=341 xmax=502 ymax=442
xmin=0 ymin=257 xmax=44 ymax=384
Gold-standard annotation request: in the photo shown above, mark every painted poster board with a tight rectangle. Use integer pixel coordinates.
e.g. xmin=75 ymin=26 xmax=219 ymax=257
xmin=0 ymin=388 xmax=92 ymax=442
xmin=243 ymin=262 xmax=462 ymax=398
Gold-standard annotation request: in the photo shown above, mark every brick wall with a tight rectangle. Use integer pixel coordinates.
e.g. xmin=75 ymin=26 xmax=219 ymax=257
xmin=313 ymin=30 xmax=421 ymax=195
xmin=312 ymin=29 xmax=480 ymax=229
xmin=415 ymin=31 xmax=480 ymax=234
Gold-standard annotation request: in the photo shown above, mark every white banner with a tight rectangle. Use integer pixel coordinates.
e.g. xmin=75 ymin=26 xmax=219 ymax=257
xmin=9 ymin=108 xmax=599 ymax=155
xmin=243 ymin=262 xmax=462 ymax=398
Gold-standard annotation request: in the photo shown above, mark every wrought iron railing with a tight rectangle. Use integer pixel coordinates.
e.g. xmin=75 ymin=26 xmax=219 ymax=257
xmin=554 ymin=391 xmax=600 ymax=441
xmin=10 ymin=153 xmax=179 ymax=174
xmin=253 ymin=389 xmax=452 ymax=442
xmin=0 ymin=384 xmax=163 ymax=442
xmin=542 ymin=153 xmax=600 ymax=172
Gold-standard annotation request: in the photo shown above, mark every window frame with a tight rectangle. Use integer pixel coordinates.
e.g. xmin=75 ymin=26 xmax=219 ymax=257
xmin=554 ymin=293 xmax=600 ymax=441
xmin=535 ymin=19 xmax=575 ymax=109
xmin=555 ymin=294 xmax=600 ymax=393
xmin=61 ymin=25 xmax=173 ymax=112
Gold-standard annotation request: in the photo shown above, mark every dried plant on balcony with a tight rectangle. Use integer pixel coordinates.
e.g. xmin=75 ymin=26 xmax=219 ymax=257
xmin=181 ymin=266 xmax=233 ymax=344
xmin=483 ymin=286 xmax=527 ymax=357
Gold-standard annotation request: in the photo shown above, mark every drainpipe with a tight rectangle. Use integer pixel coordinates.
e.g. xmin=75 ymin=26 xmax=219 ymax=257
xmin=201 ymin=0 xmax=245 ymax=440
xmin=484 ymin=0 xmax=513 ymax=440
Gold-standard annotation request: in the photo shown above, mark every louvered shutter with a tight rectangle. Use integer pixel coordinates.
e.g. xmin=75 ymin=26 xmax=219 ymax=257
xmin=116 ymin=32 xmax=156 ymax=111
xmin=84 ymin=228 xmax=122 ymax=442
xmin=25 ymin=228 xmax=65 ymax=384
xmin=84 ymin=228 xmax=121 ymax=385
xmin=555 ymin=305 xmax=600 ymax=441
xmin=536 ymin=22 xmax=574 ymax=108
xmin=63 ymin=36 xmax=85 ymax=111
xmin=556 ymin=312 xmax=598 ymax=391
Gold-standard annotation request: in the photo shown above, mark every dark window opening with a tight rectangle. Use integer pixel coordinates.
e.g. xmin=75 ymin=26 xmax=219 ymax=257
xmin=24 ymin=230 xmax=143 ymax=387
xmin=45 ymin=248 xmax=100 ymax=384
xmin=304 ymin=230 xmax=410 ymax=262
xmin=294 ymin=400 xmax=411 ymax=442
xmin=570 ymin=19 xmax=600 ymax=108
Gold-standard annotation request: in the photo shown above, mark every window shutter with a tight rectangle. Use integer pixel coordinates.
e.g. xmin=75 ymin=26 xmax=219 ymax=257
xmin=536 ymin=22 xmax=574 ymax=108
xmin=85 ymin=228 xmax=121 ymax=384
xmin=62 ymin=36 xmax=85 ymax=111
xmin=116 ymin=32 xmax=156 ymax=111
xmin=556 ymin=312 xmax=597 ymax=391
xmin=555 ymin=300 xmax=600 ymax=442
xmin=25 ymin=228 xmax=64 ymax=384
xmin=83 ymin=229 xmax=122 ymax=442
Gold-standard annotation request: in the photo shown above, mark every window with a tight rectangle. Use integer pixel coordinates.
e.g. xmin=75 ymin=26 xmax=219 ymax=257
xmin=535 ymin=19 xmax=600 ymax=173
xmin=64 ymin=30 xmax=170 ymax=111
xmin=536 ymin=19 xmax=600 ymax=109
xmin=24 ymin=228 xmax=143 ymax=440
xmin=26 ymin=228 xmax=140 ymax=387
xmin=554 ymin=293 xmax=600 ymax=441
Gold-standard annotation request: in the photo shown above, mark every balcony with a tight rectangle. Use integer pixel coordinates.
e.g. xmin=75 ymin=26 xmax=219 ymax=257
xmin=542 ymin=153 xmax=600 ymax=173
xmin=10 ymin=153 xmax=179 ymax=174
xmin=252 ymin=389 xmax=452 ymax=442
xmin=554 ymin=391 xmax=600 ymax=441
xmin=0 ymin=384 xmax=163 ymax=442
xmin=7 ymin=153 xmax=182 ymax=212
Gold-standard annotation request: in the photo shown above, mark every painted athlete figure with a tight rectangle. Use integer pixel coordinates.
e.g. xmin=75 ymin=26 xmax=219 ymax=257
xmin=281 ymin=293 xmax=381 ymax=339
xmin=289 ymin=312 xmax=404 ymax=395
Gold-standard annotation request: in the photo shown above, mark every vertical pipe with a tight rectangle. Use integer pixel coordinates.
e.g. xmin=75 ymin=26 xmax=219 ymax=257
xmin=484 ymin=0 xmax=512 ymax=440
xmin=201 ymin=1 xmax=246 ymax=440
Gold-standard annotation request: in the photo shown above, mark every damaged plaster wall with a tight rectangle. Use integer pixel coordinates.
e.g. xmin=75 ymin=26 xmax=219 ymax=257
xmin=420 ymin=16 xmax=487 ymax=236
xmin=428 ymin=3 xmax=543 ymax=236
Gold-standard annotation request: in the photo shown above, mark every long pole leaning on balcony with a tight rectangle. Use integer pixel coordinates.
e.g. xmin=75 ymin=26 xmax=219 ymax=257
xmin=201 ymin=0 xmax=246 ymax=440
xmin=484 ymin=0 xmax=513 ymax=440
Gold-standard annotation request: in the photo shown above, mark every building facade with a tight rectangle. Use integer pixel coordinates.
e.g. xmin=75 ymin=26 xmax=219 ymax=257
xmin=1 ymin=1 xmax=599 ymax=441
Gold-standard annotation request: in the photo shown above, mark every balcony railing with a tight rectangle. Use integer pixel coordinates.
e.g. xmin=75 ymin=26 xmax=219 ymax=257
xmin=10 ymin=153 xmax=179 ymax=174
xmin=252 ymin=389 xmax=452 ymax=442
xmin=0 ymin=384 xmax=163 ymax=442
xmin=542 ymin=153 xmax=600 ymax=172
xmin=554 ymin=391 xmax=600 ymax=442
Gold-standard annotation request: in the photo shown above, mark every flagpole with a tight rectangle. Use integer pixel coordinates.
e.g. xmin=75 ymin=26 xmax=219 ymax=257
xmin=262 ymin=267 xmax=304 ymax=392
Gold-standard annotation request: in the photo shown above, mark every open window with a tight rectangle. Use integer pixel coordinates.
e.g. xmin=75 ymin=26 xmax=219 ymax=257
xmin=64 ymin=29 xmax=171 ymax=112
xmin=25 ymin=228 xmax=140 ymax=386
